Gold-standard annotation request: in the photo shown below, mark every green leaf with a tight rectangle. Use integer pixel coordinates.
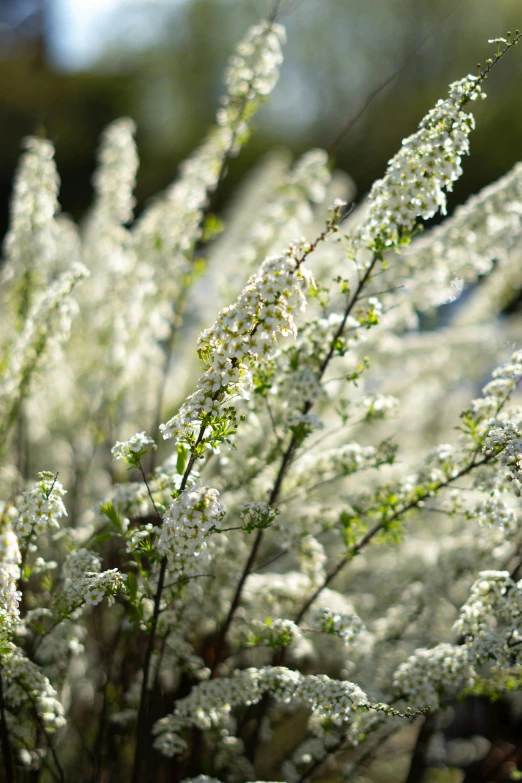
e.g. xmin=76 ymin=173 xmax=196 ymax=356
xmin=100 ymin=502 xmax=124 ymax=532
xmin=202 ymin=214 xmax=225 ymax=242
xmin=91 ymin=530 xmax=114 ymax=545
xmin=126 ymin=572 xmax=139 ymax=602
xmin=176 ymin=443 xmax=189 ymax=475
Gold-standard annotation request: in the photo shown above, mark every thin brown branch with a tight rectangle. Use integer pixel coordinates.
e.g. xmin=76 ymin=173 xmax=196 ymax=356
xmin=328 ymin=0 xmax=466 ymax=154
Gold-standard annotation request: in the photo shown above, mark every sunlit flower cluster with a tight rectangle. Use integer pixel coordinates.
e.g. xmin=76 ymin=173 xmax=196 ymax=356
xmin=14 ymin=471 xmax=67 ymax=539
xmin=1 ymin=137 xmax=60 ymax=281
xmin=62 ymin=548 xmax=126 ymax=609
xmin=160 ymin=241 xmax=314 ymax=444
xmin=472 ymin=348 xmax=522 ymax=422
xmin=158 ymin=486 xmax=225 ymax=577
xmin=353 ymin=75 xmax=484 ymax=251
xmin=221 ymin=21 xmax=286 ymax=130
xmin=454 ymin=570 xmax=522 ymax=666
xmin=111 ymin=431 xmax=157 ymax=465
xmin=310 ymin=607 xmax=365 ymax=648
xmin=239 ymin=501 xmax=278 ymax=532
xmin=91 ymin=117 xmax=138 ymax=229
xmin=0 ymin=263 xmax=88 ymax=443
xmin=0 ymin=503 xmax=21 ymax=637
xmin=469 ymin=494 xmax=518 ymax=531
xmin=484 ymin=422 xmax=522 ymax=496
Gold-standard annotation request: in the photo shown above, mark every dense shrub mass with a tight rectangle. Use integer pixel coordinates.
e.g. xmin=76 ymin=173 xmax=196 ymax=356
xmin=1 ymin=13 xmax=522 ymax=783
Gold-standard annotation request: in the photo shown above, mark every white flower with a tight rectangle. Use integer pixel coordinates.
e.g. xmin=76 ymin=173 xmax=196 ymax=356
xmin=14 ymin=471 xmax=67 ymax=540
xmin=310 ymin=607 xmax=365 ymax=648
xmin=161 ymin=243 xmax=312 ymax=444
xmin=62 ymin=549 xmax=126 ymax=610
xmin=111 ymin=431 xmax=157 ymax=464
xmin=393 ymin=643 xmax=473 ymax=709
xmin=239 ymin=502 xmax=278 ymax=532
xmin=154 ymin=666 xmax=369 ymax=757
xmin=0 ymin=503 xmax=21 ymax=637
xmin=1 ymin=642 xmax=66 ymax=733
xmin=353 ymin=74 xmax=484 ymax=251
xmin=158 ymin=486 xmax=225 ymax=578
xmin=2 ymin=137 xmax=60 ymax=281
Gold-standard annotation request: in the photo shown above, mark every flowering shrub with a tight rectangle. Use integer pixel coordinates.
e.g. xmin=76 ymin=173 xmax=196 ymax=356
xmin=1 ymin=12 xmax=522 ymax=783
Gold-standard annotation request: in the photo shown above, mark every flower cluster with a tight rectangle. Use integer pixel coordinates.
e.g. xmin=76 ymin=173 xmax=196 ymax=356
xmin=416 ymin=443 xmax=460 ymax=484
xmin=125 ymin=522 xmax=155 ymax=553
xmin=221 ymin=21 xmax=285 ymax=132
xmin=61 ymin=548 xmax=126 ymax=609
xmin=353 ymin=75 xmax=484 ymax=251
xmin=158 ymin=486 xmax=225 ymax=577
xmin=0 ymin=503 xmax=21 ymax=637
xmin=1 ymin=642 xmax=66 ymax=733
xmin=153 ymin=666 xmax=369 ymax=757
xmin=393 ymin=643 xmax=473 ymax=709
xmin=472 ymin=348 xmax=522 ymax=422
xmin=2 ymin=137 xmax=60 ymax=281
xmin=239 ymin=502 xmax=279 ymax=532
xmin=468 ymin=494 xmax=518 ymax=532
xmin=310 ymin=607 xmax=365 ymax=648
xmin=484 ymin=422 xmax=522 ymax=496
xmin=245 ymin=618 xmax=302 ymax=648
xmin=160 ymin=241 xmax=314 ymax=444
xmin=0 ymin=263 xmax=88 ymax=442
xmin=454 ymin=571 xmax=522 ymax=665
xmin=14 ymin=471 xmax=67 ymax=539
xmin=111 ymin=431 xmax=157 ymax=466
xmin=91 ymin=117 xmax=138 ymax=229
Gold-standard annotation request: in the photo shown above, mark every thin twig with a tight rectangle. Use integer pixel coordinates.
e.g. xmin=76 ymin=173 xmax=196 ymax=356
xmin=138 ymin=462 xmax=163 ymax=522
xmin=328 ymin=0 xmax=467 ymax=153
